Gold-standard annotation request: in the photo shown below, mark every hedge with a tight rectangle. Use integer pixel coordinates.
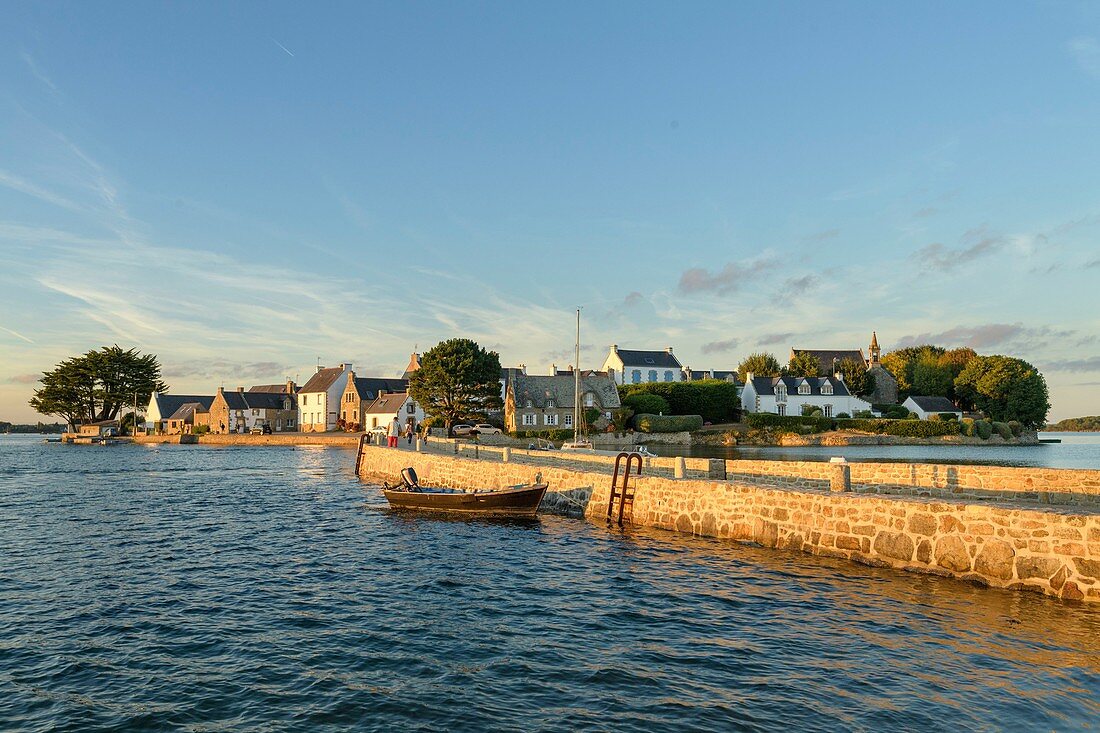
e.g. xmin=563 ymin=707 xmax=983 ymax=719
xmin=745 ymin=413 xmax=835 ymax=433
xmin=975 ymin=420 xmax=993 ymax=440
xmin=621 ymin=393 xmax=670 ymax=416
xmin=992 ymin=421 xmax=1013 ymax=440
xmin=508 ymin=429 xmax=573 ymax=441
xmin=619 ymin=380 xmax=739 ymax=423
xmin=1007 ymin=420 xmax=1023 ymax=437
xmin=835 ymin=418 xmax=960 ymax=437
xmin=634 ymin=413 xmax=704 ymax=433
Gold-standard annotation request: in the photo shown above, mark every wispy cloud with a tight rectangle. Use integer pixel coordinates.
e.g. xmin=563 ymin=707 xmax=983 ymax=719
xmin=805 ymin=228 xmax=839 ymax=242
xmin=0 ymin=170 xmax=86 ymax=213
xmin=678 ymin=257 xmax=776 ymax=295
xmin=7 ymin=373 xmax=39 ymax=384
xmin=1044 ymin=356 xmax=1100 ymax=372
xmin=1086 ymin=257 xmax=1100 ymax=269
xmin=782 ymin=275 xmax=819 ymax=295
xmin=20 ymin=52 xmax=58 ymax=93
xmin=0 ymin=325 xmax=35 ymax=344
xmin=757 ymin=332 xmax=794 ymax=346
xmin=893 ymin=323 xmax=1072 ymax=351
xmin=701 ymin=338 xmax=738 ymax=354
xmin=913 ymin=226 xmax=1006 ymax=272
xmin=1068 ymin=37 xmax=1100 ymax=79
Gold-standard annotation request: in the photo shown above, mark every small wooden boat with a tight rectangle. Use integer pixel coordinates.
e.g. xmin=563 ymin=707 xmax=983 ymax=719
xmin=382 ymin=468 xmax=548 ymax=516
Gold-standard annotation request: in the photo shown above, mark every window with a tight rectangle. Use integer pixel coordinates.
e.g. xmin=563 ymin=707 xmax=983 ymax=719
xmin=822 ymin=383 xmax=833 ymax=396
xmin=631 ymin=370 xmax=641 ymax=384
xmin=824 ymin=404 xmax=833 ymax=417
xmin=545 ymin=414 xmax=559 ymax=426
xmin=407 ymin=403 xmax=415 ymax=414
xmin=252 ymin=409 xmax=259 ymax=416
xmin=287 ymin=418 xmax=295 ymax=427
xmin=776 ymin=384 xmax=787 ymax=403
xmin=547 ymin=398 xmax=555 ymax=408
xmin=777 ymin=404 xmax=787 ymax=416
xmin=644 ymin=357 xmax=655 ymax=364
xmin=584 ymin=392 xmax=595 ymax=407
xmin=664 ymin=370 xmax=673 ymax=382
xmin=372 ymin=418 xmax=379 ymax=428
xmin=564 ymin=413 xmax=573 ymax=427
xmin=522 ymin=414 xmax=536 ymax=426
xmin=525 ymin=399 xmax=533 ymax=408
xmin=798 ymin=382 xmax=811 ymax=395
xmin=648 ymin=370 xmax=657 ymax=382
xmin=303 ymin=395 xmax=308 ymax=406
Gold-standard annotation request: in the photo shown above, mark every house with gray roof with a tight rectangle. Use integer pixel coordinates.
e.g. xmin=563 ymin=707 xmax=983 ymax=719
xmin=741 ymin=373 xmax=872 ymax=418
xmin=210 ymin=386 xmax=297 ymax=433
xmin=789 ymin=347 xmax=866 ymax=375
xmin=339 ymin=373 xmax=410 ymax=429
xmin=146 ymin=392 xmax=216 ymax=434
xmin=361 ymin=391 xmax=424 ymax=431
xmin=298 ymin=362 xmax=354 ymax=432
xmin=601 ymin=345 xmax=683 ymax=385
xmin=681 ymin=367 xmax=739 ymax=383
xmin=505 ymin=372 xmax=621 ymax=432
xmin=902 ymin=396 xmax=961 ymax=420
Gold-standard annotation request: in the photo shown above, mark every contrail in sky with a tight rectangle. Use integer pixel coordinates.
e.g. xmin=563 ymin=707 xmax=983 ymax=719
xmin=272 ymin=38 xmax=295 ymax=57
xmin=0 ymin=325 xmax=35 ymax=343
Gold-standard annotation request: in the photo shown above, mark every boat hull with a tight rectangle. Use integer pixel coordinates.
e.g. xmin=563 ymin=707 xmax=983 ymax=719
xmin=382 ymin=484 xmax=548 ymax=516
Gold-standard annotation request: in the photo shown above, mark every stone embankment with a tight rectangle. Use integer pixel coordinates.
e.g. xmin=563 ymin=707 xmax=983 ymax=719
xmin=357 ymin=442 xmax=1100 ymax=603
xmin=136 ymin=433 xmax=361 ymax=446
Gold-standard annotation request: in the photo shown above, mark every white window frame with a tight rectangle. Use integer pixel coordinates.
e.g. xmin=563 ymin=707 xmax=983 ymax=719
xmin=777 ymin=404 xmax=787 ymax=416
xmin=544 ymin=414 xmax=559 ymax=426
xmin=776 ymin=384 xmax=787 ymax=403
xmin=522 ymin=414 xmax=536 ymax=427
xmin=798 ymin=382 xmax=811 ymax=396
xmin=824 ymin=404 xmax=833 ymax=417
xmin=563 ymin=413 xmax=573 ymax=427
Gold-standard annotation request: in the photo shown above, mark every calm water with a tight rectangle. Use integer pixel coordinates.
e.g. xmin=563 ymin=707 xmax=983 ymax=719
xmin=1 ymin=435 xmax=1097 ymax=732
xmin=654 ymin=432 xmax=1100 ymax=469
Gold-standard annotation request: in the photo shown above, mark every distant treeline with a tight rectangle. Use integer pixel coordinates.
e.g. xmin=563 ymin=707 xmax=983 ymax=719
xmin=1 ymin=421 xmax=67 ymax=434
xmin=1045 ymin=416 xmax=1100 ymax=432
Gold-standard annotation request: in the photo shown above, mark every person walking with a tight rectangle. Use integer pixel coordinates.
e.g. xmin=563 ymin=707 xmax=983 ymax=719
xmin=405 ymin=421 xmax=414 ymax=446
xmin=388 ymin=417 xmax=400 ymax=448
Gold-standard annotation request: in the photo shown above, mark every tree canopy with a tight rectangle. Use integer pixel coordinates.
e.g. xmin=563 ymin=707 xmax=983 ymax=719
xmin=785 ymin=351 xmax=821 ymax=378
xmin=836 ymin=357 xmax=875 ymax=397
xmin=619 ymin=380 xmax=739 ymax=423
xmin=28 ymin=345 xmax=168 ymax=428
xmin=737 ymin=352 xmax=781 ymax=382
xmin=954 ymin=355 xmax=1050 ymax=429
xmin=407 ymin=339 xmax=502 ymax=435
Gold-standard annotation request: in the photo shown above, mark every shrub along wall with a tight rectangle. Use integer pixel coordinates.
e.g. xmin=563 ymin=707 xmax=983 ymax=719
xmin=634 ymin=414 xmax=704 ymax=433
xmin=619 ymin=380 xmax=739 ymax=423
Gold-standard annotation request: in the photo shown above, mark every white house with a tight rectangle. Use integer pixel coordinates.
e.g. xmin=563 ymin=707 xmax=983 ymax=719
xmin=740 ymin=373 xmax=872 ymax=418
xmin=298 ymin=362 xmax=354 ymax=432
xmin=903 ymin=396 xmax=962 ymax=420
xmin=361 ymin=391 xmax=424 ymax=431
xmin=145 ymin=392 xmax=215 ymax=433
xmin=601 ymin=345 xmax=683 ymax=385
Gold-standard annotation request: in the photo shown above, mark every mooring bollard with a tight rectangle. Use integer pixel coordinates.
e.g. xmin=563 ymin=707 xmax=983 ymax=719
xmin=829 ymin=456 xmax=850 ymax=492
xmin=502 ymin=447 xmax=511 ymax=463
xmin=674 ymin=456 xmax=686 ymax=479
xmin=415 ymin=438 xmax=422 ymax=452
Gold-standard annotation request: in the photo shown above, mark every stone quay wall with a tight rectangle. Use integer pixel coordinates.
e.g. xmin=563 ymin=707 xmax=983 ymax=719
xmin=441 ymin=441 xmax=725 ymax=480
xmin=136 ymin=433 xmax=361 ymax=447
xmin=358 ymin=444 xmax=1100 ymax=603
xmin=724 ymin=460 xmax=1100 ymax=506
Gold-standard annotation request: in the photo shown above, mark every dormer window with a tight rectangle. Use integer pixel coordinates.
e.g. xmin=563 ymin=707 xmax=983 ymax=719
xmin=525 ymin=399 xmax=533 ymax=408
xmin=798 ymin=381 xmax=811 ymax=395
xmin=547 ymin=398 xmax=555 ymax=408
xmin=644 ymin=357 xmax=655 ymax=364
xmin=775 ymin=384 xmax=787 ymax=403
xmin=821 ymin=382 xmax=833 ymax=396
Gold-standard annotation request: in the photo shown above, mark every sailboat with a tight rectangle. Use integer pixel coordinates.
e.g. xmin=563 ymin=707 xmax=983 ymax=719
xmin=560 ymin=308 xmax=595 ymax=452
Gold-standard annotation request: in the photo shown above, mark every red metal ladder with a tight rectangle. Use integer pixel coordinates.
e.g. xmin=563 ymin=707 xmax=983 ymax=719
xmin=608 ymin=452 xmax=642 ymax=524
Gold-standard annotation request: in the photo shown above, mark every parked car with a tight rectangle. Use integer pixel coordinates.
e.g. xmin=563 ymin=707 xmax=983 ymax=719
xmin=452 ymin=424 xmax=474 ymax=436
xmin=249 ymin=424 xmax=272 ymax=435
xmin=473 ymin=424 xmax=501 ymax=435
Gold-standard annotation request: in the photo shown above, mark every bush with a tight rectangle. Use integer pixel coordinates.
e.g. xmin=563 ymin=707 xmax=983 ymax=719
xmin=881 ymin=404 xmax=909 ymax=419
xmin=907 ymin=411 xmax=920 ymax=420
xmin=1007 ymin=420 xmax=1023 ymax=437
xmin=992 ymin=421 xmax=1013 ymax=440
xmin=610 ymin=407 xmax=634 ymax=432
xmin=853 ymin=410 xmax=875 ymax=418
xmin=938 ymin=412 xmax=959 ymax=421
xmin=975 ymin=420 xmax=993 ymax=440
xmin=961 ymin=418 xmax=976 ymax=437
xmin=508 ymin=428 xmax=573 ymax=442
xmin=621 ymin=393 xmax=670 ymax=416
xmin=836 ymin=412 xmax=850 ymax=419
xmin=619 ymin=380 xmax=739 ymax=423
xmin=883 ymin=420 xmax=960 ymax=438
xmin=634 ymin=413 xmax=704 ymax=433
xmin=746 ymin=413 xmax=835 ymax=433
xmin=193 ymin=424 xmax=210 ymax=435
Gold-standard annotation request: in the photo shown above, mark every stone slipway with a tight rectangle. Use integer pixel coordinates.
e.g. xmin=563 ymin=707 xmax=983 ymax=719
xmin=357 ymin=443 xmax=1100 ymax=603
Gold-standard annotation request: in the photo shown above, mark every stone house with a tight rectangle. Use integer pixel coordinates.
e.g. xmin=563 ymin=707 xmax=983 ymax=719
xmin=601 ymin=345 xmax=683 ymax=385
xmin=338 ymin=373 xmax=410 ymax=430
xmin=146 ymin=392 xmax=215 ymax=433
xmin=681 ymin=368 xmax=738 ymax=382
xmin=361 ymin=391 xmax=424 ymax=431
xmin=166 ymin=402 xmax=208 ymax=434
xmin=505 ymin=372 xmax=622 ymax=432
xmin=209 ymin=385 xmax=297 ymax=434
xmin=298 ymin=363 xmax=354 ymax=432
xmin=740 ymin=373 xmax=872 ymax=418
xmin=903 ymin=396 xmax=962 ymax=420
xmin=789 ymin=332 xmax=899 ymax=405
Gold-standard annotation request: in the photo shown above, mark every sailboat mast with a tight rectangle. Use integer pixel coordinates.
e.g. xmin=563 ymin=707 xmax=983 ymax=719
xmin=575 ymin=307 xmax=581 ymax=441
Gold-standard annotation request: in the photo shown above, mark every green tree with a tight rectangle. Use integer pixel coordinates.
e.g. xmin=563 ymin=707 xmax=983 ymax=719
xmin=881 ymin=345 xmax=946 ymax=398
xmin=621 ymin=393 xmax=670 ymax=415
xmin=737 ymin=352 xmax=782 ymax=382
xmin=912 ymin=356 xmax=953 ymax=397
xmin=836 ymin=357 xmax=874 ymax=397
xmin=407 ymin=338 xmax=503 ymax=436
xmin=785 ymin=351 xmax=821 ymax=377
xmin=29 ymin=345 xmax=168 ymax=428
xmin=954 ymin=355 xmax=1050 ymax=429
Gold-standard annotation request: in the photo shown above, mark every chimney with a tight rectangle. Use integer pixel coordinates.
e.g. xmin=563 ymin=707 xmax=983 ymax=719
xmin=746 ymin=371 xmax=754 ymax=382
xmin=551 ymin=363 xmax=557 ymax=376
xmin=520 ymin=363 xmax=527 ymax=374
xmin=237 ymin=386 xmax=244 ymax=393
xmin=286 ymin=379 xmax=295 ymax=394
xmin=341 ymin=362 xmax=353 ymax=372
xmin=316 ymin=364 xmax=324 ymax=373
xmin=217 ymin=386 xmax=224 ymax=396
xmin=611 ymin=344 xmax=619 ymax=353
xmin=666 ymin=346 xmax=673 ymax=354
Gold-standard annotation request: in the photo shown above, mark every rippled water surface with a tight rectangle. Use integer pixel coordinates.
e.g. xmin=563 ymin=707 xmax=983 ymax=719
xmin=1 ymin=435 xmax=1097 ymax=732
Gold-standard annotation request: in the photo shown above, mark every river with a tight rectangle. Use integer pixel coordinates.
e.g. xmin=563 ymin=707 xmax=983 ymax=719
xmin=1 ymin=435 xmax=1097 ymax=731
xmin=650 ymin=432 xmax=1100 ymax=469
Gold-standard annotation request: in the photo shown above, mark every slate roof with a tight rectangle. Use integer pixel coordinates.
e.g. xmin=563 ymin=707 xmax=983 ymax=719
xmin=511 ymin=374 xmax=622 ymax=410
xmin=907 ymin=396 xmax=959 ymax=412
xmin=249 ymin=383 xmax=294 ymax=394
xmin=153 ymin=394 xmax=215 ymax=421
xmin=750 ymin=376 xmax=851 ymax=397
xmin=611 ymin=348 xmax=682 ymax=369
xmin=685 ymin=369 xmax=738 ymax=382
xmin=363 ymin=391 xmax=410 ymax=415
xmin=350 ymin=377 xmax=409 ymax=401
xmin=167 ymin=402 xmax=204 ymax=421
xmin=220 ymin=390 xmax=294 ymax=411
xmin=791 ymin=349 xmax=866 ymax=374
xmin=299 ymin=367 xmax=346 ymax=394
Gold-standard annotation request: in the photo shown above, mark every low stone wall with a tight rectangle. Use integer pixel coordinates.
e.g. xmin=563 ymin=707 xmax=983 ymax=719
xmin=725 ymin=459 xmax=1100 ymax=506
xmin=358 ymin=444 xmax=1100 ymax=602
xmin=441 ymin=441 xmax=725 ymax=480
xmin=136 ymin=433 xmax=360 ymax=446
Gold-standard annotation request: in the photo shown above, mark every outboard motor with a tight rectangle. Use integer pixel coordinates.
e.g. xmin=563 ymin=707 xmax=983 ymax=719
xmin=400 ymin=467 xmax=420 ymax=491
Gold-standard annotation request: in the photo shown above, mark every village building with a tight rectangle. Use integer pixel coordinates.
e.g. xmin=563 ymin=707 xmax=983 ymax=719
xmin=864 ymin=332 xmax=899 ymax=405
xmin=361 ymin=391 xmax=425 ymax=431
xmin=401 ymin=352 xmax=421 ymax=379
xmin=681 ymin=367 xmax=738 ymax=382
xmin=298 ymin=363 xmax=355 ymax=432
xmin=740 ymin=373 xmax=872 ymax=418
xmin=165 ymin=402 xmax=208 ymax=434
xmin=505 ymin=372 xmax=621 ymax=432
xmin=339 ymin=373 xmax=410 ymax=430
xmin=146 ymin=392 xmax=215 ymax=434
xmin=789 ymin=347 xmax=866 ymax=375
xmin=209 ymin=385 xmax=297 ymax=434
xmin=903 ymin=396 xmax=962 ymax=421
xmin=601 ymin=345 xmax=683 ymax=385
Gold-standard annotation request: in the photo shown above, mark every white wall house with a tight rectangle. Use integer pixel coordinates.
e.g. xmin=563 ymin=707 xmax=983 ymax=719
xmin=145 ymin=392 xmax=215 ymax=433
xmin=601 ymin=345 xmax=683 ymax=385
xmin=361 ymin=391 xmax=425 ymax=430
xmin=902 ymin=396 xmax=962 ymax=420
xmin=298 ymin=362 xmax=354 ymax=432
xmin=741 ymin=373 xmax=872 ymax=418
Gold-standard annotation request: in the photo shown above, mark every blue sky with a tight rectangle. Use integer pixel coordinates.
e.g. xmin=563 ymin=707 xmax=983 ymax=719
xmin=2 ymin=1 xmax=1099 ymax=422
